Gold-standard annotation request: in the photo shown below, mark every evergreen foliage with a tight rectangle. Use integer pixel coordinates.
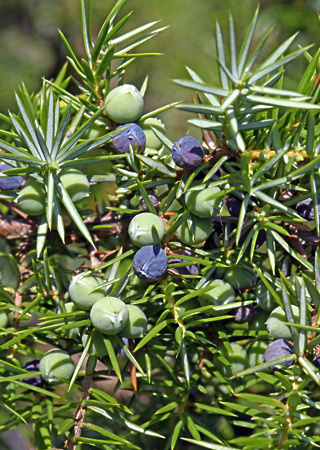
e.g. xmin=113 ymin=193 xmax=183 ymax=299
xmin=1 ymin=1 xmax=320 ymax=449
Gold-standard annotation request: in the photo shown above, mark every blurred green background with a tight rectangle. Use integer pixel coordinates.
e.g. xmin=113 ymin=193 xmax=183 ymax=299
xmin=1 ymin=0 xmax=320 ymax=138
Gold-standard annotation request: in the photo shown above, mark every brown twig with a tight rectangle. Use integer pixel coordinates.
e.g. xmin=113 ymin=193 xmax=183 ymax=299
xmin=67 ymin=371 xmax=93 ymax=450
xmin=129 ymin=339 xmax=137 ymax=395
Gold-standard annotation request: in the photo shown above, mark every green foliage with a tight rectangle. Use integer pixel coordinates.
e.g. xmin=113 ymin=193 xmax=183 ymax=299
xmin=2 ymin=1 xmax=320 ymax=449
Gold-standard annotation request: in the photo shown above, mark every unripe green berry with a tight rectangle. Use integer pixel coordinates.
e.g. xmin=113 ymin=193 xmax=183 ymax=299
xmin=266 ymin=305 xmax=308 ymax=340
xmin=0 ymin=311 xmax=8 ymax=328
xmin=223 ymin=265 xmax=257 ymax=291
xmin=120 ymin=305 xmax=148 ymax=339
xmin=140 ymin=117 xmax=165 ymax=150
xmin=8 ymin=310 xmax=40 ymax=328
xmin=199 ymin=280 xmax=235 ymax=308
xmin=39 ymin=348 xmax=74 ymax=383
xmin=247 ymin=340 xmax=268 ymax=367
xmin=185 ymin=186 xmax=223 ymax=218
xmin=249 ymin=309 xmax=269 ymax=334
xmin=57 ymin=302 xmax=80 ymax=339
xmin=90 ymin=296 xmax=129 ymax=335
xmin=128 ymin=212 xmax=165 ymax=247
xmin=0 ymin=254 xmax=20 ymax=290
xmin=177 ymin=298 xmax=199 ymax=317
xmin=16 ymin=180 xmax=46 ymax=216
xmin=69 ymin=273 xmax=106 ymax=310
xmin=255 ymin=282 xmax=278 ymax=311
xmin=60 ymin=168 xmax=90 ymax=203
xmin=176 ymin=214 xmax=213 ymax=245
xmin=105 ymin=84 xmax=144 ymax=124
xmin=214 ymin=342 xmax=248 ymax=377
xmin=82 ymin=328 xmax=117 ymax=357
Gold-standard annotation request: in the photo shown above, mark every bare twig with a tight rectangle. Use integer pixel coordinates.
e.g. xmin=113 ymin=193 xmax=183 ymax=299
xmin=129 ymin=339 xmax=137 ymax=394
xmin=67 ymin=371 xmax=93 ymax=450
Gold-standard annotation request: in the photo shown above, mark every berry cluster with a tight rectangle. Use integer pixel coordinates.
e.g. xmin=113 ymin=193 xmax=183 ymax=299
xmin=69 ymin=273 xmax=147 ymax=344
xmin=106 ymin=84 xmax=166 ymax=155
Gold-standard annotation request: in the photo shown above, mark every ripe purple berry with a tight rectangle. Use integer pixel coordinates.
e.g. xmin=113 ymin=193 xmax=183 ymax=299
xmin=169 ymin=249 xmax=199 ymax=276
xmin=112 ymin=123 xmax=146 ymax=154
xmin=296 ymin=196 xmax=320 ymax=220
xmin=139 ymin=190 xmax=159 ymax=211
xmin=0 ymin=162 xmax=26 ymax=190
xmin=262 ymin=339 xmax=294 ymax=368
xmin=225 ymin=194 xmax=242 ymax=217
xmin=312 ymin=355 xmax=320 ymax=369
xmin=232 ymin=305 xmax=256 ymax=323
xmin=22 ymin=360 xmax=43 ymax=387
xmin=133 ymin=245 xmax=168 ymax=282
xmin=238 ymin=229 xmax=266 ymax=249
xmin=225 ymin=194 xmax=253 ymax=217
xmin=172 ymin=136 xmax=204 ymax=170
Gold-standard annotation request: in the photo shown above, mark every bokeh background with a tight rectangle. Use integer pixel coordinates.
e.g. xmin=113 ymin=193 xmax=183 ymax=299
xmin=1 ymin=0 xmax=320 ymax=139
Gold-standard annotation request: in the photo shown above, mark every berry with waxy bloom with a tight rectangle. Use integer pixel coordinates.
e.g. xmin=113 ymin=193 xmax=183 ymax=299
xmin=60 ymin=168 xmax=89 ymax=203
xmin=0 ymin=162 xmax=26 ymax=190
xmin=172 ymin=136 xmax=204 ymax=170
xmin=232 ymin=304 xmax=256 ymax=323
xmin=22 ymin=360 xmax=43 ymax=387
xmin=185 ymin=186 xmax=223 ymax=218
xmin=262 ymin=339 xmax=294 ymax=368
xmin=16 ymin=180 xmax=46 ymax=216
xmin=312 ymin=355 xmax=320 ymax=370
xmin=139 ymin=190 xmax=159 ymax=211
xmin=225 ymin=194 xmax=254 ymax=218
xmin=133 ymin=245 xmax=168 ymax=282
xmin=39 ymin=349 xmax=74 ymax=383
xmin=168 ymin=249 xmax=200 ymax=276
xmin=69 ymin=273 xmax=105 ymax=311
xmin=120 ymin=305 xmax=148 ymax=339
xmin=90 ymin=296 xmax=129 ymax=335
xmin=295 ymin=196 xmax=320 ymax=220
xmin=128 ymin=212 xmax=165 ymax=247
xmin=112 ymin=123 xmax=146 ymax=154
xmin=105 ymin=84 xmax=144 ymax=124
